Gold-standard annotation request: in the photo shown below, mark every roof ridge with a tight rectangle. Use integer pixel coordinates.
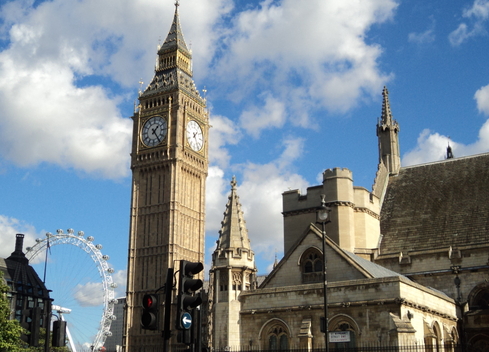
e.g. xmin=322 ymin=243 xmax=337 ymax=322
xmin=402 ymin=151 xmax=489 ymax=170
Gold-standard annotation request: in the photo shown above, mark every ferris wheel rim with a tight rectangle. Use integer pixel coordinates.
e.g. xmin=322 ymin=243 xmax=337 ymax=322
xmin=25 ymin=229 xmax=117 ymax=351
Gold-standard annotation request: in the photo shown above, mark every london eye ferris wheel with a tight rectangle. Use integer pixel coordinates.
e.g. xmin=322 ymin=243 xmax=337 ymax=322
xmin=26 ymin=229 xmax=118 ymax=352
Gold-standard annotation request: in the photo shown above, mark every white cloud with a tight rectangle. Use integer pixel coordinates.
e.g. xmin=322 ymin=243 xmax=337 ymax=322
xmin=205 ymin=166 xmax=229 ymax=234
xmin=205 ymin=135 xmax=308 ymax=272
xmin=408 ymin=29 xmax=435 ymax=44
xmin=402 ymin=129 xmax=452 ymax=166
xmin=238 ymin=161 xmax=308 ymax=264
xmin=0 ymin=0 xmax=230 ymax=179
xmin=74 ymin=281 xmax=104 ymax=307
xmin=475 ymin=84 xmax=489 ymax=115
xmin=408 ymin=16 xmax=436 ymax=44
xmin=0 ymin=215 xmax=39 ymax=260
xmin=208 ymin=114 xmax=242 ymax=168
xmin=111 ymin=269 xmax=127 ymax=298
xmin=403 ymin=121 xmax=489 ymax=166
xmin=209 ymin=0 xmax=397 ymax=118
xmin=449 ymin=0 xmax=489 ymax=46
xmin=464 ymin=0 xmax=489 ymax=19
xmin=239 ymin=93 xmax=286 ymax=138
xmin=0 ymin=0 xmax=398 ymax=178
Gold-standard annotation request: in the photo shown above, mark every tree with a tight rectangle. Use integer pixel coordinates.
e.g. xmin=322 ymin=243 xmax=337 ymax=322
xmin=0 ymin=271 xmax=25 ymax=352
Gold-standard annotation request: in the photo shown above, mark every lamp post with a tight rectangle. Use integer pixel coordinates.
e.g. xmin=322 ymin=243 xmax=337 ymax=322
xmin=317 ymin=194 xmax=331 ymax=352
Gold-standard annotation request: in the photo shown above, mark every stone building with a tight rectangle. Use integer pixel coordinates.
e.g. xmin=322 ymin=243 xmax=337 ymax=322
xmin=122 ymin=4 xmax=488 ymax=350
xmin=209 ymin=87 xmax=489 ymax=349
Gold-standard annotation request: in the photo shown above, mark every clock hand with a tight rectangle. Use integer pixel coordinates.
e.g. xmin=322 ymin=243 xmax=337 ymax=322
xmin=151 ymin=126 xmax=161 ymax=141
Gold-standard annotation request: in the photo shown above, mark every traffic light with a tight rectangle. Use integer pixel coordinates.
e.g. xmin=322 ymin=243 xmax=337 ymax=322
xmin=176 ymin=260 xmax=203 ymax=331
xmin=141 ymin=294 xmax=158 ymax=330
xmin=52 ymin=320 xmax=67 ymax=347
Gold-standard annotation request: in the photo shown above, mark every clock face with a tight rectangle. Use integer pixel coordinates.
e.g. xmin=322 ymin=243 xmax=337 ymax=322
xmin=186 ymin=120 xmax=204 ymax=151
xmin=141 ymin=116 xmax=168 ymax=147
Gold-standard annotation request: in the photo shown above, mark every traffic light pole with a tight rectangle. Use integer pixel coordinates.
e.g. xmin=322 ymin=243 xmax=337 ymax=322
xmin=163 ymin=267 xmax=174 ymax=352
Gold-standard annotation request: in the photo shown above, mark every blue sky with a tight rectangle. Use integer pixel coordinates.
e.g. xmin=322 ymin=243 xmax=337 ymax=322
xmin=1 ymin=0 xmax=489 ymax=346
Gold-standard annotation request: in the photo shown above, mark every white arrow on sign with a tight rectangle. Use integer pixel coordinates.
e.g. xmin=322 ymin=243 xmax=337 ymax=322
xmin=181 ymin=312 xmax=193 ymax=329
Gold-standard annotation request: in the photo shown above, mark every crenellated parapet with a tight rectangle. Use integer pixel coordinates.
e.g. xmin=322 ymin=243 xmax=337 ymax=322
xmin=283 ymin=167 xmax=380 ymax=257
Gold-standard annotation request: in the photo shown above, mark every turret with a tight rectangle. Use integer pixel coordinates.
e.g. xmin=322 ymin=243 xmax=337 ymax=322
xmin=210 ymin=177 xmax=257 ymax=349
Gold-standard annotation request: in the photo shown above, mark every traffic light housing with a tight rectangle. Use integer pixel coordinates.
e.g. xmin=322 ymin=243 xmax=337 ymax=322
xmin=141 ymin=294 xmax=158 ymax=330
xmin=52 ymin=320 xmax=67 ymax=347
xmin=176 ymin=260 xmax=203 ymax=330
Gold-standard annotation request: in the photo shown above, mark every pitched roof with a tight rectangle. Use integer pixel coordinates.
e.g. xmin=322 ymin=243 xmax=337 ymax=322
xmin=260 ymin=223 xmax=403 ymax=288
xmin=343 ymin=250 xmax=402 ymax=278
xmin=379 ymin=152 xmax=489 ymax=255
xmin=216 ymin=176 xmax=252 ymax=251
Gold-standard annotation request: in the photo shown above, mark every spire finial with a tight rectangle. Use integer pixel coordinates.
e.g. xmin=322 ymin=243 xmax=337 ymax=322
xmin=381 ymin=86 xmax=393 ymax=124
xmin=175 ymin=0 xmax=179 ymax=8
xmin=138 ymin=79 xmax=143 ymax=96
xmin=231 ymin=176 xmax=237 ymax=190
xmin=447 ymin=137 xmax=454 ymax=159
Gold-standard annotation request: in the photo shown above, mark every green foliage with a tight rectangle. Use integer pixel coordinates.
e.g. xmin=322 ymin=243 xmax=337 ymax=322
xmin=21 ymin=327 xmax=70 ymax=352
xmin=0 ymin=272 xmax=25 ymax=352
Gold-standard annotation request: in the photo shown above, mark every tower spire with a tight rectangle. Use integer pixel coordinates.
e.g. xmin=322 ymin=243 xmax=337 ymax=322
xmin=140 ymin=0 xmax=202 ymax=101
xmin=216 ymin=176 xmax=252 ymax=251
xmin=160 ymin=0 xmax=190 ymax=55
xmin=377 ymin=86 xmax=401 ymax=175
xmin=381 ymin=86 xmax=394 ymax=125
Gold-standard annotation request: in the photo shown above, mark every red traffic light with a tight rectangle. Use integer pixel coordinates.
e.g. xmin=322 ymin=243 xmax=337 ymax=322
xmin=141 ymin=294 xmax=158 ymax=330
xmin=142 ymin=294 xmax=157 ymax=309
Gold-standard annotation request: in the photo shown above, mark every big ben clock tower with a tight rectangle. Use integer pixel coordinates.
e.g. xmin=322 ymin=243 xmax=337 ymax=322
xmin=124 ymin=2 xmax=208 ymax=351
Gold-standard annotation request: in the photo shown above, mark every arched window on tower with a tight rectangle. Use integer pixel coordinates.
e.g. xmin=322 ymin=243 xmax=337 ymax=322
xmin=300 ymin=248 xmax=323 ymax=284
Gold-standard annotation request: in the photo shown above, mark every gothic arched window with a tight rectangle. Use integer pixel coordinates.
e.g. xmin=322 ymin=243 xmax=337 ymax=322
xmin=267 ymin=325 xmax=289 ymax=351
xmin=301 ymin=248 xmax=323 ymax=284
xmin=328 ymin=317 xmax=358 ymax=349
xmin=468 ymin=283 xmax=489 ymax=311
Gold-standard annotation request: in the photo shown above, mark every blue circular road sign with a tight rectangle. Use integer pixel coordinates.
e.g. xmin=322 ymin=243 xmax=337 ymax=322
xmin=181 ymin=312 xmax=192 ymax=330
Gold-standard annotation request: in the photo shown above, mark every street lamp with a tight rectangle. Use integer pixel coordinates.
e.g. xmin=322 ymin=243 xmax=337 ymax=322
xmin=317 ymin=194 xmax=331 ymax=352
